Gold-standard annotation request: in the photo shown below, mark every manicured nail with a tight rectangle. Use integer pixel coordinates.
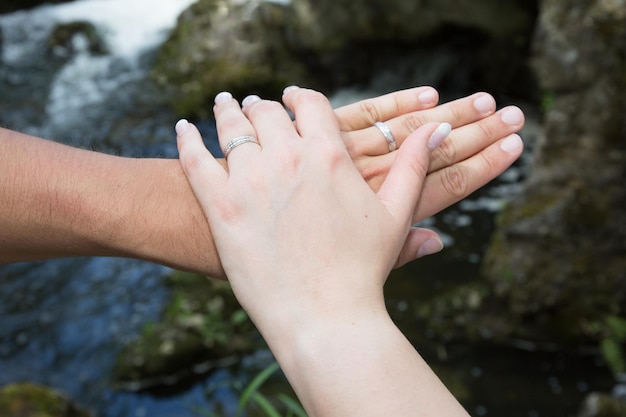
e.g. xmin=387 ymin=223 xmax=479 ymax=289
xmin=417 ymin=237 xmax=444 ymax=258
xmin=242 ymin=94 xmax=261 ymax=107
xmin=427 ymin=122 xmax=452 ymax=150
xmin=500 ymin=134 xmax=524 ymax=153
xmin=175 ymin=119 xmax=189 ymax=135
xmin=283 ymin=85 xmax=300 ymax=95
xmin=501 ymin=106 xmax=524 ymax=125
xmin=473 ymin=93 xmax=495 ymax=114
xmin=214 ymin=91 xmax=232 ymax=105
xmin=418 ymin=88 xmax=437 ymax=104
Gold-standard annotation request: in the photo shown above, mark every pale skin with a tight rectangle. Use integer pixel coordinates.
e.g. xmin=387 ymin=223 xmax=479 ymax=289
xmin=0 ymin=86 xmax=525 ymax=276
xmin=177 ymin=87 xmax=524 ymax=417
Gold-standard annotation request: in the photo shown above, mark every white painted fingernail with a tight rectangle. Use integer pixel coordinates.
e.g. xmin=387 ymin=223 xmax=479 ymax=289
xmin=418 ymin=88 xmax=437 ymax=104
xmin=175 ymin=119 xmax=189 ymax=135
xmin=417 ymin=237 xmax=444 ymax=258
xmin=500 ymin=134 xmax=524 ymax=153
xmin=283 ymin=85 xmax=300 ymax=95
xmin=214 ymin=91 xmax=232 ymax=104
xmin=427 ymin=122 xmax=451 ymax=150
xmin=242 ymin=94 xmax=261 ymax=107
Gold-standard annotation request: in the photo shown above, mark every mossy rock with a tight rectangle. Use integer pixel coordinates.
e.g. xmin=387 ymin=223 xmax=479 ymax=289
xmin=113 ymin=272 xmax=260 ymax=390
xmin=578 ymin=393 xmax=626 ymax=417
xmin=0 ymin=383 xmax=91 ymax=417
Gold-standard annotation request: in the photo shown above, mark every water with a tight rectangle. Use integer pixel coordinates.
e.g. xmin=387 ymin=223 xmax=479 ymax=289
xmin=0 ymin=1 xmax=616 ymax=416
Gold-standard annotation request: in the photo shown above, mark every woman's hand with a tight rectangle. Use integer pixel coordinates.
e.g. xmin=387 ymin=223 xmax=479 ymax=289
xmin=177 ymin=88 xmax=451 ymax=318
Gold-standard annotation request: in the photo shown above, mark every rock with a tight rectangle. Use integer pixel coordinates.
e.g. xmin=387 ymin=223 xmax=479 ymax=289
xmin=0 ymin=383 xmax=91 ymax=417
xmin=112 ymin=272 xmax=259 ymax=391
xmin=481 ymin=0 xmax=626 ymax=345
xmin=578 ymin=392 xmax=626 ymax=417
xmin=152 ymin=0 xmax=538 ymax=118
xmin=46 ymin=21 xmax=108 ymax=62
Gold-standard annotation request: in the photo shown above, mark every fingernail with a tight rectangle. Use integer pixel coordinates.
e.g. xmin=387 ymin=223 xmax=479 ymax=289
xmin=242 ymin=94 xmax=261 ymax=107
xmin=501 ymin=106 xmax=524 ymax=125
xmin=473 ymin=93 xmax=495 ymax=114
xmin=214 ymin=91 xmax=232 ymax=105
xmin=418 ymin=88 xmax=437 ymax=104
xmin=427 ymin=122 xmax=451 ymax=150
xmin=417 ymin=237 xmax=444 ymax=258
xmin=500 ymin=134 xmax=524 ymax=153
xmin=175 ymin=119 xmax=189 ymax=135
xmin=283 ymin=85 xmax=300 ymax=95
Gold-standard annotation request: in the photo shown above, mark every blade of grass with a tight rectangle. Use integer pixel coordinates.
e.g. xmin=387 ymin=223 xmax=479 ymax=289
xmin=236 ymin=361 xmax=281 ymax=416
xmin=277 ymin=393 xmax=307 ymax=417
xmin=252 ymin=392 xmax=282 ymax=417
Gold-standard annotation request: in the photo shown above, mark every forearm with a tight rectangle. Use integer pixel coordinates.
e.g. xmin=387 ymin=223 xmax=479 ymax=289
xmin=0 ymin=127 xmax=221 ymax=275
xmin=262 ymin=303 xmax=470 ymax=417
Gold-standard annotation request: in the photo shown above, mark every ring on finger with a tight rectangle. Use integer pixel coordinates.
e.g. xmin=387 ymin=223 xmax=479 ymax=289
xmin=374 ymin=121 xmax=397 ymax=152
xmin=223 ymin=135 xmax=259 ymax=159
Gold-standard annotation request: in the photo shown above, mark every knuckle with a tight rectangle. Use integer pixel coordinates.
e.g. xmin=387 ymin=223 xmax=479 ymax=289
xmin=440 ymin=165 xmax=469 ymax=199
xmin=358 ymin=102 xmax=382 ymax=125
xmin=431 ymin=137 xmax=457 ymax=167
xmin=446 ymin=104 xmax=464 ymax=126
xmin=293 ymin=89 xmax=329 ymax=107
xmin=401 ymin=113 xmax=426 ymax=132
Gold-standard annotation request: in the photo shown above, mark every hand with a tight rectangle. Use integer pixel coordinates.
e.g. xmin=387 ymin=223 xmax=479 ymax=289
xmin=333 ymin=86 xmax=525 ymax=220
xmin=177 ymin=87 xmax=450 ymax=321
xmin=176 ymin=88 xmax=472 ymax=417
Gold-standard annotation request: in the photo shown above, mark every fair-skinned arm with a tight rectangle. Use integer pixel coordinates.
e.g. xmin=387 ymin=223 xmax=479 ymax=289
xmin=177 ymin=87 xmax=516 ymax=416
xmin=0 ymin=86 xmax=524 ymax=275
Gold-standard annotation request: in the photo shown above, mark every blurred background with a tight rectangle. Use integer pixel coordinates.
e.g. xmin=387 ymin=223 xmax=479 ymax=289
xmin=1 ymin=0 xmax=624 ymax=416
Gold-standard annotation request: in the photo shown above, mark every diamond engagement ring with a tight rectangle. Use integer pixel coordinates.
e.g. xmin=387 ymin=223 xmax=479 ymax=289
xmin=223 ymin=135 xmax=259 ymax=159
xmin=374 ymin=121 xmax=397 ymax=152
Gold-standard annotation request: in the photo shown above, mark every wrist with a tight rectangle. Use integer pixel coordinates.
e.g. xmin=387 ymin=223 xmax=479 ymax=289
xmin=111 ymin=158 xmax=224 ymax=277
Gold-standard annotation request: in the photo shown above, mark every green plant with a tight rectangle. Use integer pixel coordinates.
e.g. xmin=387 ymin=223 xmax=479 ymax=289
xmin=599 ymin=315 xmax=626 ymax=377
xmin=191 ymin=361 xmax=307 ymax=417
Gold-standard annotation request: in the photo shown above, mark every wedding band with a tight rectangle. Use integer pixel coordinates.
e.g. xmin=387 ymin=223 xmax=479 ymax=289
xmin=374 ymin=121 xmax=397 ymax=152
xmin=223 ymin=135 xmax=259 ymax=159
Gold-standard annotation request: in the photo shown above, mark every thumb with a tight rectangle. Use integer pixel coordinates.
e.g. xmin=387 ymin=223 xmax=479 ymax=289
xmin=377 ymin=122 xmax=451 ymax=224
xmin=394 ymin=227 xmax=444 ymax=268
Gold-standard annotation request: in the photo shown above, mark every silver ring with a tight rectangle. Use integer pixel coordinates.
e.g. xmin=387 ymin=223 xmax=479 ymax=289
xmin=374 ymin=121 xmax=397 ymax=152
xmin=223 ymin=135 xmax=259 ymax=159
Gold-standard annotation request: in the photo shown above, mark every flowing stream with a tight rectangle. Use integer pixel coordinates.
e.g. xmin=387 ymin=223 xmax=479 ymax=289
xmin=0 ymin=1 xmax=616 ymax=416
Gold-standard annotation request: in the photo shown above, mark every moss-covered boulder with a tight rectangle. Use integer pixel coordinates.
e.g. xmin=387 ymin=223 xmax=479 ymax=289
xmin=113 ymin=272 xmax=260 ymax=390
xmin=0 ymin=383 xmax=91 ymax=417
xmin=480 ymin=0 xmax=626 ymax=345
xmin=152 ymin=0 xmax=537 ymax=119
xmin=578 ymin=393 xmax=626 ymax=417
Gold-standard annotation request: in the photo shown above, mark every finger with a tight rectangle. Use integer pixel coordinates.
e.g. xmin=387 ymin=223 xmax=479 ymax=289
xmin=282 ymin=87 xmax=342 ymax=144
xmin=241 ymin=94 xmax=300 ymax=148
xmin=333 ymin=86 xmax=439 ymax=131
xmin=343 ymin=92 xmax=496 ymax=157
xmin=377 ymin=122 xmax=451 ymax=223
xmin=429 ymin=105 xmax=525 ymax=172
xmin=413 ymin=133 xmax=524 ymax=223
xmin=213 ymin=92 xmax=261 ymax=163
xmin=176 ymin=119 xmax=227 ymax=211
xmin=394 ymin=228 xmax=444 ymax=268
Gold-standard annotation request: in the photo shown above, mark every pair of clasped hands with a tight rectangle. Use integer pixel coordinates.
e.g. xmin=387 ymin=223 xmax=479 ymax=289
xmin=176 ymin=86 xmax=524 ymax=417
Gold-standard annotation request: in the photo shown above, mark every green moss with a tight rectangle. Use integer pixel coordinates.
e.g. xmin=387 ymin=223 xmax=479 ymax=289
xmin=113 ymin=272 xmax=259 ymax=385
xmin=0 ymin=383 xmax=90 ymax=417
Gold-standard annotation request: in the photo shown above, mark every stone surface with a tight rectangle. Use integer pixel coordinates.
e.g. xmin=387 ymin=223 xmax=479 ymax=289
xmin=481 ymin=0 xmax=626 ymax=344
xmin=0 ymin=383 xmax=91 ymax=417
xmin=152 ymin=0 xmax=538 ymax=118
